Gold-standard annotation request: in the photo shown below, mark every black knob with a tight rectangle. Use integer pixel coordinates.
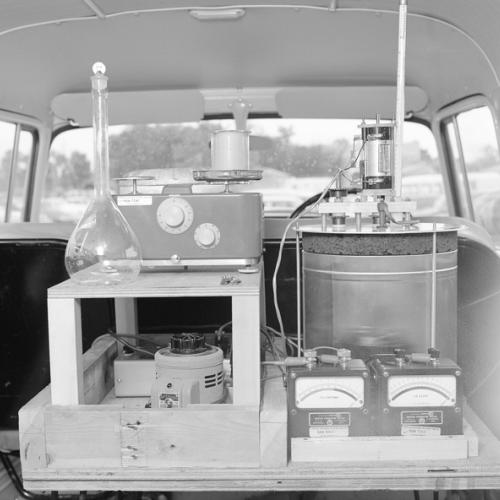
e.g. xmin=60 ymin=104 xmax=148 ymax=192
xmin=428 ymin=347 xmax=440 ymax=360
xmin=170 ymin=333 xmax=206 ymax=354
xmin=394 ymin=348 xmax=406 ymax=359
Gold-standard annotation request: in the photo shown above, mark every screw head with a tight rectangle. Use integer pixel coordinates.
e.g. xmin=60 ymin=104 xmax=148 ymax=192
xmin=383 ymin=371 xmax=389 ymax=378
xmin=383 ymin=408 xmax=389 ymax=414
xmin=291 ymin=372 xmax=297 ymax=379
xmin=291 ymin=409 xmax=297 ymax=416
xmin=455 ymin=407 xmax=462 ymax=413
xmin=455 ymin=371 xmax=462 ymax=377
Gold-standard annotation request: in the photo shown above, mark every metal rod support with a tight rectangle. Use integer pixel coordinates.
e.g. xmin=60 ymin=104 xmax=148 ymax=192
xmin=355 ymin=212 xmax=362 ymax=232
xmin=430 ymin=223 xmax=437 ymax=348
xmin=295 ymin=222 xmax=302 ymax=357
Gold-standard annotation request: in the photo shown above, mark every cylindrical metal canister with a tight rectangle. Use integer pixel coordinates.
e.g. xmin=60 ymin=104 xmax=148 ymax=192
xmin=302 ymin=228 xmax=458 ymax=360
xmin=211 ymin=129 xmax=250 ymax=171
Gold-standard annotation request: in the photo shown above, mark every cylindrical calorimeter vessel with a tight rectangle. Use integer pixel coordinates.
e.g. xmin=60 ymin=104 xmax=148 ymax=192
xmin=360 ymin=122 xmax=394 ymax=190
xmin=301 ymin=224 xmax=458 ymax=360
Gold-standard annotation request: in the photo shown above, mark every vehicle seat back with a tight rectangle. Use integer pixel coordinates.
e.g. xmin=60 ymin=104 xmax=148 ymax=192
xmin=457 ymin=234 xmax=500 ymax=437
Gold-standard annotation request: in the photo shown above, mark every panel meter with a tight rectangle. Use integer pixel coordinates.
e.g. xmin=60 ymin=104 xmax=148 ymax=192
xmin=287 ymin=359 xmax=372 ymax=438
xmin=370 ymin=350 xmax=463 ymax=436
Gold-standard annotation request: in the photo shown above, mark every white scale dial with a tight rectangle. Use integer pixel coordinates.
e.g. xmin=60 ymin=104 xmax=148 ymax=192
xmin=295 ymin=377 xmax=364 ymax=409
xmin=387 ymin=375 xmax=456 ymax=407
xmin=156 ymin=197 xmax=194 ymax=234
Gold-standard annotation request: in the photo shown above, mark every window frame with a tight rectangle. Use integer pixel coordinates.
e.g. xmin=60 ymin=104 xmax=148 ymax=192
xmin=0 ymin=110 xmax=42 ymax=222
xmin=433 ymin=94 xmax=500 ymax=221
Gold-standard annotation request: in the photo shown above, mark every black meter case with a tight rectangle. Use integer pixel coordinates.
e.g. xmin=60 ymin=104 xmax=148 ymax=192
xmin=370 ymin=356 xmax=463 ymax=436
xmin=287 ymin=359 xmax=372 ymax=439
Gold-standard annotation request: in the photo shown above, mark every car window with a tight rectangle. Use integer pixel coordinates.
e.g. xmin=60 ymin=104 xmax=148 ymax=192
xmin=455 ymin=106 xmax=500 ymax=245
xmin=41 ymin=119 xmax=445 ymax=222
xmin=0 ymin=122 xmax=35 ymax=222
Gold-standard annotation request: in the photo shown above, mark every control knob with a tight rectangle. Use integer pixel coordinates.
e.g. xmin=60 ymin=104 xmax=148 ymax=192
xmin=194 ymin=223 xmax=220 ymax=249
xmin=156 ymin=197 xmax=194 ymax=234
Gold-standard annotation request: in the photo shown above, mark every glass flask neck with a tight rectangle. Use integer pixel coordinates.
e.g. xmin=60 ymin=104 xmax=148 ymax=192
xmin=92 ymin=71 xmax=110 ymax=197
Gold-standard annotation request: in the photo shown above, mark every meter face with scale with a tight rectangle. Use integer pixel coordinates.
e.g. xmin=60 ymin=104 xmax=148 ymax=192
xmin=371 ymin=357 xmax=463 ymax=436
xmin=295 ymin=376 xmax=365 ymax=409
xmin=387 ymin=375 xmax=456 ymax=407
xmin=287 ymin=361 xmax=372 ymax=438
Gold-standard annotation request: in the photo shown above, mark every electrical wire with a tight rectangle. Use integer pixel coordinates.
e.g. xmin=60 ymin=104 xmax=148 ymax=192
xmin=312 ymin=346 xmax=338 ymax=353
xmin=271 ymin=140 xmax=365 ymax=337
xmin=92 ymin=332 xmax=169 ymax=358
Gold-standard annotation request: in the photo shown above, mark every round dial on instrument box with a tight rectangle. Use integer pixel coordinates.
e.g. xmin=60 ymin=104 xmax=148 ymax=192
xmin=295 ymin=377 xmax=364 ymax=409
xmin=387 ymin=375 xmax=456 ymax=407
xmin=156 ymin=197 xmax=194 ymax=234
xmin=194 ymin=223 xmax=220 ymax=249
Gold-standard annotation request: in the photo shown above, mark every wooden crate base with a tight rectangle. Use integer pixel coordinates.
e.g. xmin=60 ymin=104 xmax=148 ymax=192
xmin=291 ymin=421 xmax=478 ymax=462
xmin=20 ymin=337 xmax=500 ymax=492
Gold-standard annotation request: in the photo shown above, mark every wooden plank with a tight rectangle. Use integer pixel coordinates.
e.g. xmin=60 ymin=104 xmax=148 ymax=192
xmin=114 ymin=297 xmax=138 ymax=337
xmin=290 ymin=433 xmax=472 ymax=462
xmin=260 ymin=373 xmax=287 ymax=467
xmin=119 ymin=407 xmax=260 ymax=468
xmin=463 ymin=420 xmax=479 ymax=457
xmin=260 ymin=422 xmax=287 ymax=468
xmin=82 ymin=337 xmax=117 ymax=405
xmin=464 ymin=403 xmax=500 ymax=460
xmin=260 ymin=372 xmax=287 ymax=424
xmin=48 ymin=270 xmax=261 ymax=299
xmin=19 ymin=385 xmax=50 ymax=470
xmin=20 ymin=458 xmax=500 ymax=492
xmin=45 ymin=406 xmax=122 ymax=468
xmin=20 ymin=337 xmax=118 ymax=471
xmin=43 ymin=406 xmax=259 ymax=469
xmin=48 ymin=297 xmax=83 ymax=405
xmin=232 ymin=294 xmax=261 ymax=406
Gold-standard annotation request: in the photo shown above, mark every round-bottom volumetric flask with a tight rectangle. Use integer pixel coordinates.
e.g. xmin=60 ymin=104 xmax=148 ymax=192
xmin=65 ymin=62 xmax=142 ymax=285
xmin=65 ymin=195 xmax=142 ymax=285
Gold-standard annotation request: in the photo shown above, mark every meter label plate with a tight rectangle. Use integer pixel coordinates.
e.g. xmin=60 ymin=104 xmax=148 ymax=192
xmin=401 ymin=410 xmax=443 ymax=425
xmin=309 ymin=412 xmax=351 ymax=426
xmin=401 ymin=425 xmax=441 ymax=436
xmin=117 ymin=196 xmax=153 ymax=206
xmin=310 ymin=426 xmax=349 ymax=437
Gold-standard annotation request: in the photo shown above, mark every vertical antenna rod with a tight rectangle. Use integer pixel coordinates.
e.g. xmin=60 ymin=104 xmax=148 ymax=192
xmin=394 ymin=0 xmax=407 ymax=199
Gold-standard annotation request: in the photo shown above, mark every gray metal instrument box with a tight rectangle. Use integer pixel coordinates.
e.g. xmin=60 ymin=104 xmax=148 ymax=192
xmin=114 ymin=192 xmax=263 ymax=266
